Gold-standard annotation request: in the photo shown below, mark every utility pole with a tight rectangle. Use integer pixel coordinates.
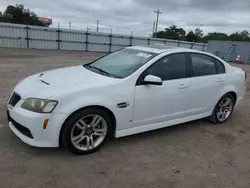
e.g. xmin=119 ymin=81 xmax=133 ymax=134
xmin=154 ymin=10 xmax=162 ymax=35
xmin=96 ymin=20 xmax=100 ymax=32
xmin=69 ymin=22 xmax=71 ymax=29
xmin=152 ymin=21 xmax=155 ymax=38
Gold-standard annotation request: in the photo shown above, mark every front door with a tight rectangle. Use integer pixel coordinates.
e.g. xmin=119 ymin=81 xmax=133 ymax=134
xmin=133 ymin=53 xmax=192 ymax=127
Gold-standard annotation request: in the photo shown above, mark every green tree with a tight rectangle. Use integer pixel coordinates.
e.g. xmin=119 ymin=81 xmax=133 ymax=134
xmin=165 ymin=25 xmax=186 ymax=40
xmin=194 ymin=28 xmax=203 ymax=41
xmin=155 ymin=25 xmax=186 ymax=40
xmin=154 ymin=26 xmax=250 ymax=43
xmin=1 ymin=4 xmax=46 ymax=26
xmin=200 ymin=32 xmax=229 ymax=43
xmin=0 ymin=11 xmax=2 ymax=22
xmin=230 ymin=30 xmax=250 ymax=41
xmin=154 ymin=31 xmax=166 ymax=39
xmin=186 ymin=31 xmax=196 ymax=42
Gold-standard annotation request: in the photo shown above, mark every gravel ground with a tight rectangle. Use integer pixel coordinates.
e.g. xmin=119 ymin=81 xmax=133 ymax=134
xmin=0 ymin=48 xmax=250 ymax=188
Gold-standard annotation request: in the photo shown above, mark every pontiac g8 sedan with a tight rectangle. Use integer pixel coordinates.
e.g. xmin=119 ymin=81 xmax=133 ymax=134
xmin=7 ymin=46 xmax=246 ymax=154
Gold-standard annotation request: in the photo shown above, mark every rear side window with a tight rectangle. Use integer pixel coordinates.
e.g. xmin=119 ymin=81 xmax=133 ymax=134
xmin=190 ymin=53 xmax=216 ymax=77
xmin=147 ymin=53 xmax=187 ymax=81
xmin=214 ymin=59 xmax=225 ymax=74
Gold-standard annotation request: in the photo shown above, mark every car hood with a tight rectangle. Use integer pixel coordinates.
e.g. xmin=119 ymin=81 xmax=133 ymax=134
xmin=14 ymin=65 xmax=119 ymax=99
xmin=38 ymin=65 xmax=103 ymax=85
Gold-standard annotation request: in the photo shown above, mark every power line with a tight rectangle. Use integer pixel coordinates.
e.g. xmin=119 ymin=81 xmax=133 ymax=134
xmin=154 ymin=10 xmax=162 ymax=35
xmin=96 ymin=20 xmax=100 ymax=32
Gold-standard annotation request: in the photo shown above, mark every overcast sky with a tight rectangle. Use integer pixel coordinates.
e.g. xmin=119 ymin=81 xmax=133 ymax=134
xmin=1 ymin=0 xmax=250 ymax=36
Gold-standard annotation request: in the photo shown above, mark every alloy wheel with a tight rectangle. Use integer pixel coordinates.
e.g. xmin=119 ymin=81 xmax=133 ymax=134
xmin=70 ymin=114 xmax=108 ymax=151
xmin=216 ymin=97 xmax=233 ymax=122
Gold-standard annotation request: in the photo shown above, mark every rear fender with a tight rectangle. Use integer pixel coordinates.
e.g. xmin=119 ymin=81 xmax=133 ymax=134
xmin=212 ymin=84 xmax=237 ymax=110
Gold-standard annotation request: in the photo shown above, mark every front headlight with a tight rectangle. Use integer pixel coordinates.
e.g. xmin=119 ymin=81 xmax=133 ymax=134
xmin=21 ymin=98 xmax=58 ymax=113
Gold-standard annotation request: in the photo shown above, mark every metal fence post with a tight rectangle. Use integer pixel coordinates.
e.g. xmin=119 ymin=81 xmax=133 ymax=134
xmin=56 ymin=29 xmax=61 ymax=50
xmin=129 ymin=36 xmax=132 ymax=46
xmin=178 ymin=41 xmax=180 ymax=47
xmin=164 ymin=40 xmax=167 ymax=45
xmin=202 ymin=44 xmax=206 ymax=51
xmin=109 ymin=34 xmax=112 ymax=53
xmin=85 ymin=31 xmax=89 ymax=52
xmin=148 ymin=38 xmax=150 ymax=45
xmin=191 ymin=42 xmax=195 ymax=49
xmin=24 ymin=25 xmax=30 ymax=48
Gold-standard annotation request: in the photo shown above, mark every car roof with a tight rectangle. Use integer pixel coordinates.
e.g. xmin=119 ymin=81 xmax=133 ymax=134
xmin=127 ymin=45 xmax=204 ymax=54
xmin=126 ymin=45 xmax=232 ymax=69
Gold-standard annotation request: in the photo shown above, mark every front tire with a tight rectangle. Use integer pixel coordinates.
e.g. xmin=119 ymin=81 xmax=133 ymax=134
xmin=208 ymin=93 xmax=235 ymax=124
xmin=62 ymin=108 xmax=113 ymax=155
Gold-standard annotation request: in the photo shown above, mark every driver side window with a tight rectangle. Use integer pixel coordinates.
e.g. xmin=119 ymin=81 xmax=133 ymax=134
xmin=147 ymin=53 xmax=187 ymax=81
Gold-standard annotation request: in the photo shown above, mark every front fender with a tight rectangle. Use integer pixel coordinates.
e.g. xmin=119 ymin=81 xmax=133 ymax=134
xmin=52 ymin=95 xmax=118 ymax=146
xmin=58 ymin=95 xmax=112 ymax=114
xmin=55 ymin=93 xmax=134 ymax=133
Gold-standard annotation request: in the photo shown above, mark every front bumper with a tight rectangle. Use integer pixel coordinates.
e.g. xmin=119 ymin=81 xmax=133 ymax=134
xmin=7 ymin=102 xmax=67 ymax=148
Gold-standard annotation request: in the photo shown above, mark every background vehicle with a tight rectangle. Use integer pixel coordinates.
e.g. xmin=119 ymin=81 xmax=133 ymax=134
xmin=7 ymin=46 xmax=246 ymax=154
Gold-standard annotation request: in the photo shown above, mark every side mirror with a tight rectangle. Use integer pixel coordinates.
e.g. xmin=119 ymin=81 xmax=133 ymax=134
xmin=142 ymin=75 xmax=163 ymax=86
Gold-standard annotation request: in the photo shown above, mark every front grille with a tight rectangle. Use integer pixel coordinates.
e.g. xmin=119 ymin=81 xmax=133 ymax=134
xmin=10 ymin=117 xmax=33 ymax=139
xmin=8 ymin=93 xmax=21 ymax=107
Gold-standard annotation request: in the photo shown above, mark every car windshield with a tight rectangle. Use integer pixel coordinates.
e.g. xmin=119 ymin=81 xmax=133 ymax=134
xmin=86 ymin=48 xmax=157 ymax=78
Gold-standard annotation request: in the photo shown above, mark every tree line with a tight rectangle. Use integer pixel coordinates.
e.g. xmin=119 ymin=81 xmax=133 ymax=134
xmin=0 ymin=4 xmax=46 ymax=26
xmin=154 ymin=25 xmax=250 ymax=43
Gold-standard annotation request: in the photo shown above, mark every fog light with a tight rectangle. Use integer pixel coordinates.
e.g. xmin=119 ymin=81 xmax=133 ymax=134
xmin=43 ymin=119 xmax=49 ymax=129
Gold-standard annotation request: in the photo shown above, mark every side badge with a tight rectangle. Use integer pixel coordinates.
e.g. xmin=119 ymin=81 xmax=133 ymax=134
xmin=117 ymin=102 xmax=129 ymax=108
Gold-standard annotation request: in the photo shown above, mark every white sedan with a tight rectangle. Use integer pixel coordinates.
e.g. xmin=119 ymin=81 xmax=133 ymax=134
xmin=7 ymin=46 xmax=246 ymax=154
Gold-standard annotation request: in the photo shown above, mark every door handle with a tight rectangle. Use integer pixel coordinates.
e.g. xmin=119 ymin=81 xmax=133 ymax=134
xmin=178 ymin=84 xmax=189 ymax=89
xmin=216 ymin=78 xmax=224 ymax=83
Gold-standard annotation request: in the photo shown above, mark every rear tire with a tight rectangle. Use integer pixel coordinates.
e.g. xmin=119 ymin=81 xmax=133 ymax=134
xmin=62 ymin=108 xmax=113 ymax=155
xmin=208 ymin=93 xmax=235 ymax=124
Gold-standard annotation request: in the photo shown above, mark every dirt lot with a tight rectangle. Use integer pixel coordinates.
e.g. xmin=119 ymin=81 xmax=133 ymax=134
xmin=0 ymin=48 xmax=250 ymax=188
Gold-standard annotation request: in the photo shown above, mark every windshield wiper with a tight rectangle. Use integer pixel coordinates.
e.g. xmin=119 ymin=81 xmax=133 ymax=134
xmin=85 ymin=64 xmax=114 ymax=77
xmin=90 ymin=65 xmax=110 ymax=75
xmin=84 ymin=64 xmax=122 ymax=78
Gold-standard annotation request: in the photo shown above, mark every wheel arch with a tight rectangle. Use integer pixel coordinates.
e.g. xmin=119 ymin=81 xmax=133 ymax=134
xmin=227 ymin=91 xmax=237 ymax=103
xmin=218 ymin=91 xmax=237 ymax=104
xmin=208 ymin=91 xmax=237 ymax=124
xmin=210 ymin=89 xmax=237 ymax=116
xmin=217 ymin=84 xmax=238 ymax=103
xmin=59 ymin=105 xmax=117 ymax=146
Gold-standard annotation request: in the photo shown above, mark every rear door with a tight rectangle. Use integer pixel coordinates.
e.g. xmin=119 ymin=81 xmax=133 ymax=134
xmin=187 ymin=53 xmax=226 ymax=115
